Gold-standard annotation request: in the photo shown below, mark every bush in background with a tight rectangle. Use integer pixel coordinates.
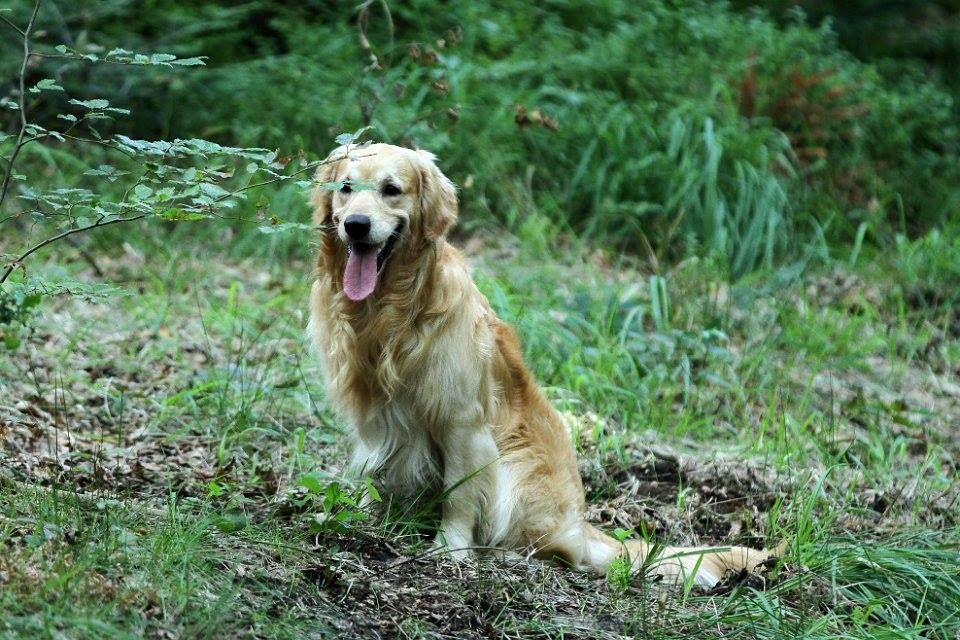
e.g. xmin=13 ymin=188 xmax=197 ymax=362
xmin=3 ymin=0 xmax=960 ymax=280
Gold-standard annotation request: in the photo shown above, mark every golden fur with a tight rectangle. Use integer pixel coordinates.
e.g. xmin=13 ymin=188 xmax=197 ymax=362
xmin=308 ymin=143 xmax=776 ymax=586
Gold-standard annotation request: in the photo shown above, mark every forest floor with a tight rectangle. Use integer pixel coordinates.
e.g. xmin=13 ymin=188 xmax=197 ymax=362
xmin=1 ymin=233 xmax=958 ymax=639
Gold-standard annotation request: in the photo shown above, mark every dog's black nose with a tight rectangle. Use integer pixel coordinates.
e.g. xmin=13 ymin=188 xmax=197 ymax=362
xmin=343 ymin=214 xmax=371 ymax=240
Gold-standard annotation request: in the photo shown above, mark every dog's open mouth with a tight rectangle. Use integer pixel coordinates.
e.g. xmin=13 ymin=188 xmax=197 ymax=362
xmin=342 ymin=223 xmax=403 ymax=302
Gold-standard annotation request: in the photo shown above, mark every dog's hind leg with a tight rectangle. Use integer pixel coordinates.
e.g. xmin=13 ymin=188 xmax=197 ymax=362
xmin=532 ymin=519 xmax=776 ymax=588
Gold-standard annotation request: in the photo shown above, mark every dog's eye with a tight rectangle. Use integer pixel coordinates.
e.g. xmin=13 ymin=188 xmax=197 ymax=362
xmin=382 ymin=183 xmax=402 ymax=197
xmin=340 ymin=183 xmax=352 ymax=194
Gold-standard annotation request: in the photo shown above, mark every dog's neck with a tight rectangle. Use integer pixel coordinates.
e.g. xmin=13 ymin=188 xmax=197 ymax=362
xmin=318 ymin=235 xmax=450 ymax=400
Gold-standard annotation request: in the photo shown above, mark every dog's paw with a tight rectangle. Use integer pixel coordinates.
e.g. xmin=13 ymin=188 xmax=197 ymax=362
xmin=433 ymin=528 xmax=475 ymax=560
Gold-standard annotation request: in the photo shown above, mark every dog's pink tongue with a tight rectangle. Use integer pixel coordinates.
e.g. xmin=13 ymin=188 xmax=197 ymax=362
xmin=343 ymin=247 xmax=378 ymax=301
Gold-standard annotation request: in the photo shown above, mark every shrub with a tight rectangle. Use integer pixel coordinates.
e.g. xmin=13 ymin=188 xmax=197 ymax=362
xmin=3 ymin=0 xmax=959 ymax=280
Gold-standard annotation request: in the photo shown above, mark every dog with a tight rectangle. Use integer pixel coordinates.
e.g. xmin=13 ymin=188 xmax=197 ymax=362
xmin=308 ymin=143 xmax=777 ymax=586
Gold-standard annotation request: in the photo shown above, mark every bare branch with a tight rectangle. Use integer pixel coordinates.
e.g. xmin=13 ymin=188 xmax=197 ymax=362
xmin=0 ymin=1 xmax=42 ymax=213
xmin=0 ymin=214 xmax=146 ymax=284
xmin=0 ymin=13 xmax=26 ymax=37
xmin=64 ymin=235 xmax=104 ymax=277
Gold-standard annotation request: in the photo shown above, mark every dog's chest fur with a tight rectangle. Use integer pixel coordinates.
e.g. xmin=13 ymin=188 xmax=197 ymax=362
xmin=309 ymin=262 xmax=500 ymax=496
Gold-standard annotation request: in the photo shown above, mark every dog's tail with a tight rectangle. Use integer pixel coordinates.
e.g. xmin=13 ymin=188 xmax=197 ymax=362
xmin=573 ymin=523 xmax=783 ymax=588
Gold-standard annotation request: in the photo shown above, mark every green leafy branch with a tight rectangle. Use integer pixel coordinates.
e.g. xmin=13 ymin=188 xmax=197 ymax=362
xmin=0 ymin=1 xmax=358 ymax=291
xmin=0 ymin=0 xmax=366 ymax=347
xmin=0 ymin=156 xmax=331 ymax=285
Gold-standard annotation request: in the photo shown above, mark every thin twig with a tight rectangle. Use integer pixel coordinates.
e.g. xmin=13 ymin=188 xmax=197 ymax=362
xmin=0 ymin=0 xmax=42 ymax=212
xmin=64 ymin=235 xmax=104 ymax=277
xmin=0 ymin=214 xmax=146 ymax=284
xmin=0 ymin=158 xmax=319 ymax=282
xmin=0 ymin=13 xmax=26 ymax=37
xmin=59 ymin=132 xmax=138 ymax=160
xmin=355 ymin=0 xmax=394 ymax=123
xmin=17 ymin=111 xmax=86 ymax=150
xmin=234 ymin=160 xmax=322 ymax=194
xmin=0 ymin=161 xmax=323 ymax=283
xmin=384 ymin=544 xmax=508 ymax=570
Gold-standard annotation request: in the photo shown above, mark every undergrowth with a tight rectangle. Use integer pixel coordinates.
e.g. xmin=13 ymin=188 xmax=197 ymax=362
xmin=2 ymin=228 xmax=959 ymax=638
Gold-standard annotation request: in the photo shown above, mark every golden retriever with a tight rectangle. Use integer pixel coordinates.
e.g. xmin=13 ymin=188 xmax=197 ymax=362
xmin=308 ymin=143 xmax=777 ymax=586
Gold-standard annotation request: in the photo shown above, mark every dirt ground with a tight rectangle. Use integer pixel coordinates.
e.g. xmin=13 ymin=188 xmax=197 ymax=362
xmin=2 ymin=255 xmax=959 ymax=638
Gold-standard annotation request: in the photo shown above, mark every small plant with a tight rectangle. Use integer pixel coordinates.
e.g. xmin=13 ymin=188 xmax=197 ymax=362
xmin=296 ymin=474 xmax=381 ymax=534
xmin=606 ymin=555 xmax=633 ymax=593
xmin=0 ymin=284 xmax=39 ymax=349
xmin=606 ymin=527 xmax=635 ymax=593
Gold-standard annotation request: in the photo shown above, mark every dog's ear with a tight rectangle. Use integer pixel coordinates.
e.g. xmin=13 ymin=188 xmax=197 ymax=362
xmin=416 ymin=150 xmax=458 ymax=240
xmin=310 ymin=147 xmax=346 ymax=227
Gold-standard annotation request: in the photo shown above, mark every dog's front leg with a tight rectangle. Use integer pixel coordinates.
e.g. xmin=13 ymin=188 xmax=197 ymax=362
xmin=435 ymin=427 xmax=499 ymax=559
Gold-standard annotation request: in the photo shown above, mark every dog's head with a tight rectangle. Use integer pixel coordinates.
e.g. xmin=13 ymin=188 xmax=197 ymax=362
xmin=311 ymin=143 xmax=457 ymax=301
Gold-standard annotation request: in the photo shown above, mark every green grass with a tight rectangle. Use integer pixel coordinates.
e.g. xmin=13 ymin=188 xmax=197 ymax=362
xmin=0 ymin=483 xmax=341 ymax=638
xmin=3 ymin=1 xmax=960 ymax=636
xmin=2 ymin=225 xmax=959 ymax=638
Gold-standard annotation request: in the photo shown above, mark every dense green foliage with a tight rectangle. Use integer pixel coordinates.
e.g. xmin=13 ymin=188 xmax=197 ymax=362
xmin=736 ymin=1 xmax=960 ymax=80
xmin=3 ymin=0 xmax=960 ymax=282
